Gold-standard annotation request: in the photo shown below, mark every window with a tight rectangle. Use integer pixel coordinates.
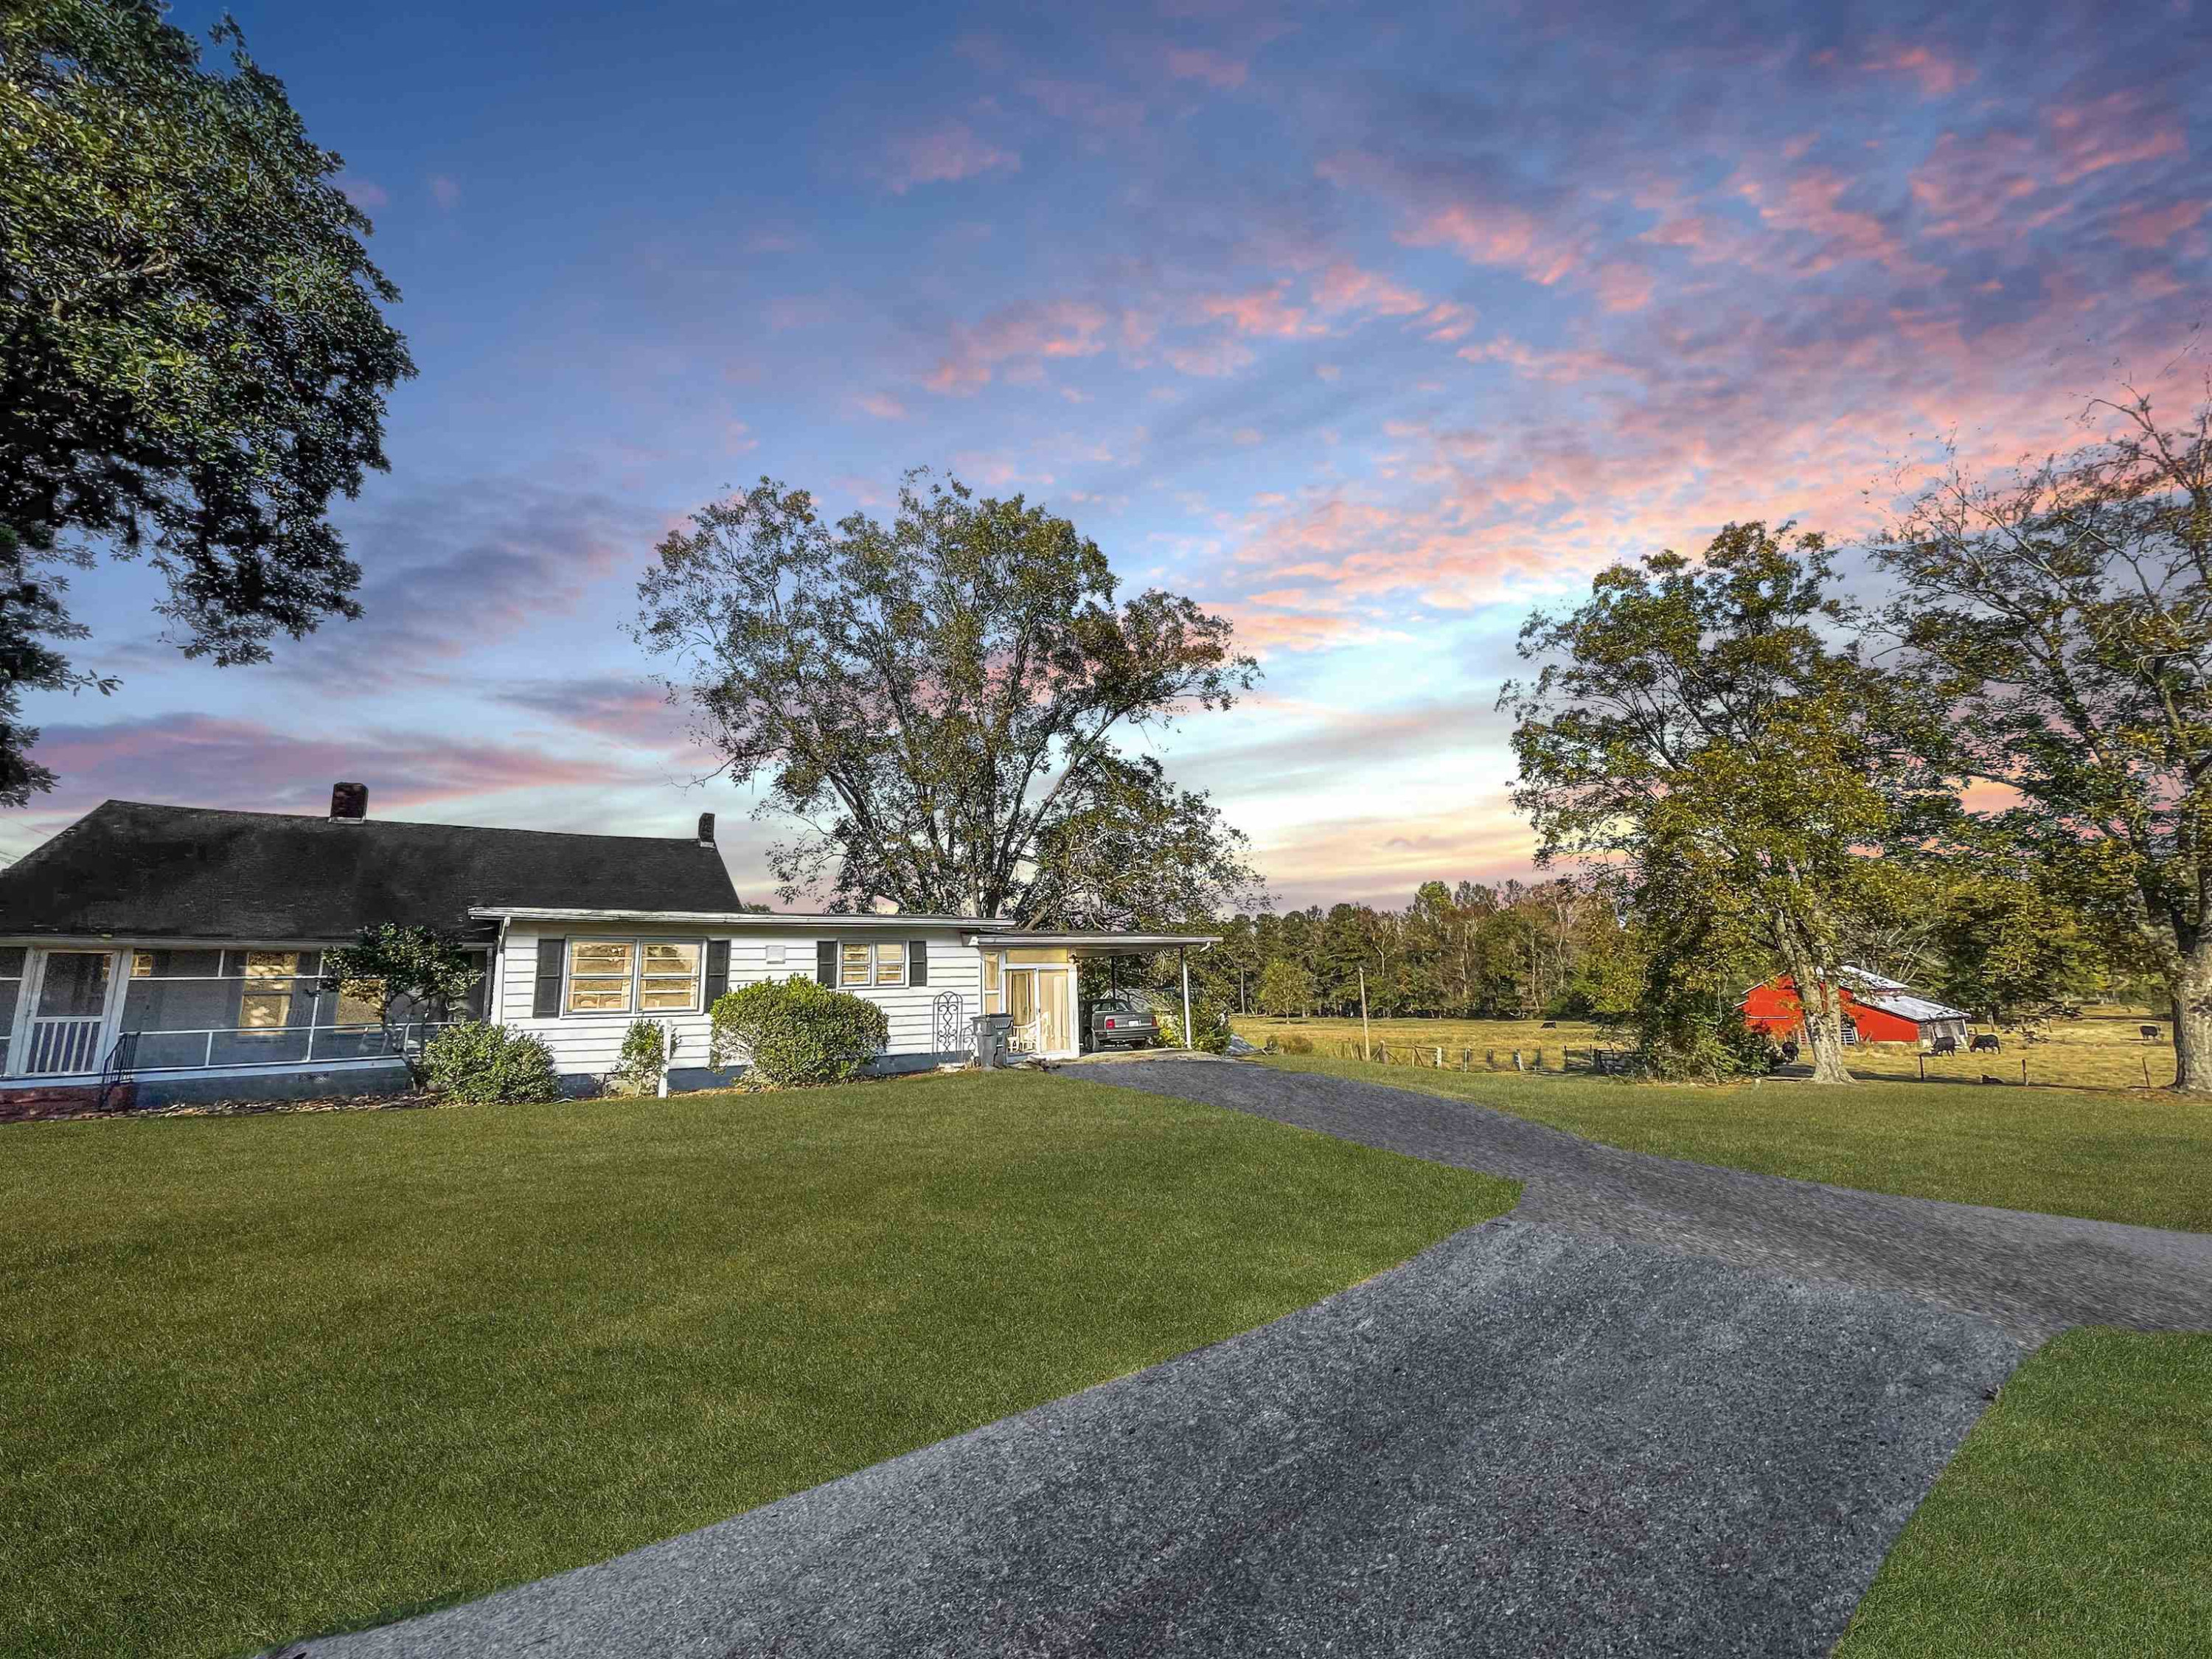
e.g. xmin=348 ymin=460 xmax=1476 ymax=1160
xmin=562 ymin=939 xmax=704 ymax=1015
xmin=983 ymin=950 xmax=1002 ymax=1015
xmin=838 ymin=942 xmax=907 ymax=990
xmin=641 ymin=942 xmax=702 ymax=1010
xmin=567 ymin=941 xmax=636 ymax=1014
xmin=240 ymin=951 xmax=303 ymax=1029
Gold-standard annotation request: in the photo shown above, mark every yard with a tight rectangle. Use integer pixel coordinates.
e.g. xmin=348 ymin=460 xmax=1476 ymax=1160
xmin=0 ymin=1070 xmax=1514 ymax=1659
xmin=1248 ymin=1051 xmax=2212 ymax=1232
xmin=1231 ymin=1006 xmax=2182 ymax=1090
xmin=1838 ymin=1327 xmax=2212 ymax=1657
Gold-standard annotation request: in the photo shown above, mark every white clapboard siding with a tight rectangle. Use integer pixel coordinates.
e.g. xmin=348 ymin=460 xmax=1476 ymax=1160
xmin=496 ymin=925 xmax=985 ymax=1077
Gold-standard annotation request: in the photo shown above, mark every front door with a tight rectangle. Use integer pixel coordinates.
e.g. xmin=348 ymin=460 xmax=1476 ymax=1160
xmin=27 ymin=950 xmax=114 ymax=1075
xmin=1004 ymin=967 xmax=1076 ymax=1059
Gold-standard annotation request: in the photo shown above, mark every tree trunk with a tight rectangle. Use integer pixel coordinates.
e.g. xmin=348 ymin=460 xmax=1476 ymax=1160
xmin=2171 ymin=950 xmax=2212 ymax=1095
xmin=1778 ymin=944 xmax=1853 ymax=1085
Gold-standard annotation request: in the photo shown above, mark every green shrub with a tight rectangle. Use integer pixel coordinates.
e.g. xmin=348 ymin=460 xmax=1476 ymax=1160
xmin=605 ymin=1018 xmax=672 ymax=1097
xmin=709 ymin=975 xmax=888 ymax=1087
xmin=1161 ymin=992 xmax=1234 ymax=1054
xmin=420 ymin=1022 xmax=563 ymax=1104
xmin=1280 ymin=1032 xmax=1315 ymax=1055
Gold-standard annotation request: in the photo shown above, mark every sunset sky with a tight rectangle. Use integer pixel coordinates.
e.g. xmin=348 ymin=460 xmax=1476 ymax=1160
xmin=11 ymin=0 xmax=2210 ymax=910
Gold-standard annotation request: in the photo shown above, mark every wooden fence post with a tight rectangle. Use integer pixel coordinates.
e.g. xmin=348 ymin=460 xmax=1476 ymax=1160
xmin=1513 ymin=1049 xmax=1524 ymax=1072
xmin=1460 ymin=1048 xmax=1472 ymax=1071
xmin=2021 ymin=1057 xmax=2028 ymax=1087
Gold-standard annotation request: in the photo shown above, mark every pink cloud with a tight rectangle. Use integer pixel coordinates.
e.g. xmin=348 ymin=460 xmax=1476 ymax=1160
xmin=928 ymin=299 xmax=1118 ymax=393
xmin=1591 ymin=262 xmax=1653 ymax=313
xmin=1863 ymin=42 xmax=1973 ymax=98
xmin=335 ymin=176 xmax=389 ymax=211
xmin=1164 ymin=337 xmax=1256 ymax=378
xmin=2048 ymin=93 xmax=2185 ymax=185
xmin=25 ymin=714 xmax=658 ymax=824
xmin=1401 ymin=201 xmax=1582 ymax=286
xmin=1312 ymin=262 xmax=1430 ymax=318
xmin=2110 ymin=198 xmax=2208 ymax=249
xmin=428 ymin=175 xmax=461 ymax=211
xmin=1196 ymin=282 xmax=1323 ymax=338
xmin=1165 ymin=47 xmax=1248 ymax=88
xmin=855 ymin=392 xmax=909 ymax=420
xmin=1735 ymin=166 xmax=1927 ymax=275
xmin=884 ymin=122 xmax=1020 ymax=192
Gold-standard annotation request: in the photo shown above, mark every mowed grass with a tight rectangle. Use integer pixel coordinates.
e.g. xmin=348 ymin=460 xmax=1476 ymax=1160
xmin=0 ymin=1071 xmax=1515 ymax=1659
xmin=1251 ymin=1053 xmax=2212 ymax=1231
xmin=1234 ymin=1008 xmax=2180 ymax=1091
xmin=1837 ymin=1329 xmax=2212 ymax=1658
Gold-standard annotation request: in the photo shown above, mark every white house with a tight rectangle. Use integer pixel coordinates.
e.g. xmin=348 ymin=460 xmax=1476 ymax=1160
xmin=0 ymin=786 xmax=1215 ymax=1107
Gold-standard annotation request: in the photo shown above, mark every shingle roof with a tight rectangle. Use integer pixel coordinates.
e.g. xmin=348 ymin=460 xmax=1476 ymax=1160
xmin=0 ymin=800 xmax=741 ymax=942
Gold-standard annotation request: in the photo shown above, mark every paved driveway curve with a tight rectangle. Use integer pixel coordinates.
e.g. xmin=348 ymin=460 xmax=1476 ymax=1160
xmin=302 ymin=1060 xmax=2211 ymax=1659
xmin=1102 ymin=1058 xmax=2212 ymax=1340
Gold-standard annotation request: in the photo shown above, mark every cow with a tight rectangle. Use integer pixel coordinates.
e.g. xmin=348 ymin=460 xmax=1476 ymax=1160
xmin=2142 ymin=1025 xmax=2164 ymax=1042
xmin=1928 ymin=1034 xmax=1959 ymax=1057
xmin=1969 ymin=1033 xmax=2001 ymax=1053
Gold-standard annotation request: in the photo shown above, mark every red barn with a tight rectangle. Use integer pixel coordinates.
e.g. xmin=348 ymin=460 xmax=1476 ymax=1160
xmin=1741 ymin=966 xmax=1971 ymax=1048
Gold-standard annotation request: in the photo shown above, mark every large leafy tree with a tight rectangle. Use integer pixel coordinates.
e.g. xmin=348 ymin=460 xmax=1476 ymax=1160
xmin=635 ymin=472 xmax=1263 ymax=924
xmin=1503 ymin=522 xmax=1942 ymax=1083
xmin=1 ymin=0 xmax=411 ymax=803
xmin=1879 ymin=388 xmax=2212 ymax=1090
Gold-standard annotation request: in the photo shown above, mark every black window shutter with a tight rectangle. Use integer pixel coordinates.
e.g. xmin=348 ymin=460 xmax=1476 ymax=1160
xmin=704 ymin=939 xmax=730 ymax=1004
xmin=532 ymin=938 xmax=566 ymax=1018
xmin=908 ymin=939 xmax=928 ymax=986
xmin=817 ymin=939 xmax=838 ymax=985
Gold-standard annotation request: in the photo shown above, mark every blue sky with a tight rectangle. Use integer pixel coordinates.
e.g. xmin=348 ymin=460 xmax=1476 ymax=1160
xmin=13 ymin=0 xmax=2211 ymax=908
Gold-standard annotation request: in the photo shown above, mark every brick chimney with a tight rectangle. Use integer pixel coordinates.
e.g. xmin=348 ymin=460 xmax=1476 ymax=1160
xmin=330 ymin=782 xmax=369 ymax=821
xmin=697 ymin=811 xmax=716 ymax=846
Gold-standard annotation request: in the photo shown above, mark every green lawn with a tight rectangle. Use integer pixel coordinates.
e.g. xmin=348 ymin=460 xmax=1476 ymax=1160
xmin=1837 ymin=1329 xmax=2212 ymax=1658
xmin=1254 ymin=1054 xmax=2212 ymax=1232
xmin=0 ymin=1071 xmax=1515 ymax=1659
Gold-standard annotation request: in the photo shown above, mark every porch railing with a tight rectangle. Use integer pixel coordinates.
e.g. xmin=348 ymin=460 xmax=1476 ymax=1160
xmin=12 ymin=1020 xmax=458 ymax=1079
xmin=24 ymin=1017 xmax=105 ymax=1076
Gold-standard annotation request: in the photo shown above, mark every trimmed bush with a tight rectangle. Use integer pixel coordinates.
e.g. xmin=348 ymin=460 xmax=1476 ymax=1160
xmin=709 ymin=975 xmax=888 ymax=1087
xmin=605 ymin=1018 xmax=674 ymax=1097
xmin=420 ymin=1022 xmax=563 ymax=1104
xmin=1280 ymin=1032 xmax=1315 ymax=1055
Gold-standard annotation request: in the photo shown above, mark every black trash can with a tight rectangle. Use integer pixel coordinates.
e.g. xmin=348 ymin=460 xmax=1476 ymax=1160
xmin=971 ymin=1013 xmax=1014 ymax=1069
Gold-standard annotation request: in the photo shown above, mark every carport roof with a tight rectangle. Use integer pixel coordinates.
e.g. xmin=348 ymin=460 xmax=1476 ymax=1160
xmin=966 ymin=931 xmax=1220 ymax=955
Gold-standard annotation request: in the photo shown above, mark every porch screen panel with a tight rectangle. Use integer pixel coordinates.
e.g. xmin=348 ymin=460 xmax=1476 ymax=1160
xmin=122 ymin=949 xmax=324 ymax=1069
xmin=0 ymin=947 xmax=21 ymax=1072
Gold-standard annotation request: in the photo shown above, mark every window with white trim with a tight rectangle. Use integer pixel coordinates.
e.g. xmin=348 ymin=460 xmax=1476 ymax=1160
xmin=565 ymin=939 xmax=704 ymax=1015
xmin=641 ymin=942 xmax=703 ymax=1010
xmin=567 ymin=941 xmax=636 ymax=1014
xmin=838 ymin=942 xmax=907 ymax=989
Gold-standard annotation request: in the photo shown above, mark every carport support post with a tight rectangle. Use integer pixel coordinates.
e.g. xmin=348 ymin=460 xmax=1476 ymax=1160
xmin=1180 ymin=947 xmax=1193 ymax=1051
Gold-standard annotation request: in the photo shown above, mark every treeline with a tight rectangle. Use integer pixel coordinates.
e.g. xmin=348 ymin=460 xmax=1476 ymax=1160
xmin=1189 ymin=880 xmax=1630 ymax=1021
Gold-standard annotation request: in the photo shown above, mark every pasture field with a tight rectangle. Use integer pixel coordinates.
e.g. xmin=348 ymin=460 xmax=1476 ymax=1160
xmin=1231 ymin=1007 xmax=2179 ymax=1091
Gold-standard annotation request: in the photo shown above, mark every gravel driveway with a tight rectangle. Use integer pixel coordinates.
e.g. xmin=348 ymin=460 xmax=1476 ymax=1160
xmin=299 ymin=1059 xmax=2211 ymax=1659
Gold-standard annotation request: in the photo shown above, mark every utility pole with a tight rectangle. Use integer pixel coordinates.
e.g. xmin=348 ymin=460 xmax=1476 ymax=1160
xmin=1360 ymin=965 xmax=1371 ymax=1062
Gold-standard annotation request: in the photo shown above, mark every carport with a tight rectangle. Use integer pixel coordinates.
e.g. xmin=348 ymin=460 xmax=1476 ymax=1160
xmin=960 ymin=931 xmax=1220 ymax=1056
